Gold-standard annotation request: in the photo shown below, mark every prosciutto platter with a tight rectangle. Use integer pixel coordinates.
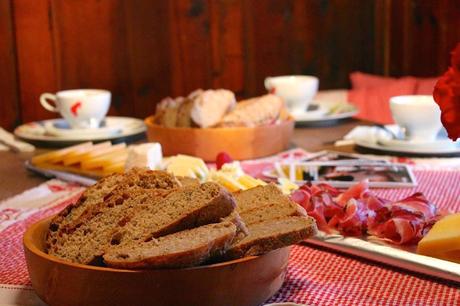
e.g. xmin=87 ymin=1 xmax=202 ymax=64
xmin=290 ymin=181 xmax=460 ymax=283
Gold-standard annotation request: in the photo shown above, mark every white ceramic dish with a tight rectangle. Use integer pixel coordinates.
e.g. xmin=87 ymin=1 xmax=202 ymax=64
xmin=355 ymin=138 xmax=460 ymax=157
xmin=293 ymin=90 xmax=358 ymax=126
xmin=14 ymin=116 xmax=146 ymax=146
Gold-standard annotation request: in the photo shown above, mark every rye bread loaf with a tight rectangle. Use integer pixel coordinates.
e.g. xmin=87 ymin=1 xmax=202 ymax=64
xmin=47 ymin=177 xmax=236 ymax=265
xmin=112 ymin=182 xmax=236 ymax=245
xmin=235 ymin=184 xmax=307 ymax=218
xmin=224 ymin=216 xmax=316 ymax=259
xmin=224 ymin=184 xmax=316 ymax=259
xmin=104 ymin=221 xmax=237 ymax=269
xmin=46 ymin=169 xmax=181 ymax=253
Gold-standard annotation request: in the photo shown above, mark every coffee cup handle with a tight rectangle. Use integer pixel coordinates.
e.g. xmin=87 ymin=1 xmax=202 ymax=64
xmin=40 ymin=93 xmax=59 ymax=112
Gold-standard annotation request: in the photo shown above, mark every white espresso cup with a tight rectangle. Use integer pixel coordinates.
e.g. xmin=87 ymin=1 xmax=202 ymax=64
xmin=389 ymin=95 xmax=442 ymax=141
xmin=264 ymin=75 xmax=319 ymax=114
xmin=40 ymin=89 xmax=111 ymax=129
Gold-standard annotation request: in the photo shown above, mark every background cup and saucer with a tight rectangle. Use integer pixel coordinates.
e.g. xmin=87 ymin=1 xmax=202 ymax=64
xmin=38 ymin=89 xmax=127 ymax=138
xmin=380 ymin=95 xmax=455 ymax=150
xmin=40 ymin=89 xmax=111 ymax=129
xmin=264 ymin=75 xmax=325 ymax=120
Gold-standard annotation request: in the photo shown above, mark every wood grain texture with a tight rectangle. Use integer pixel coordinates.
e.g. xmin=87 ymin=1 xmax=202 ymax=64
xmin=13 ymin=0 xmax=58 ymax=123
xmin=24 ymin=217 xmax=289 ymax=306
xmin=0 ymin=0 xmax=20 ymax=130
xmin=2 ymin=0 xmax=460 ymax=129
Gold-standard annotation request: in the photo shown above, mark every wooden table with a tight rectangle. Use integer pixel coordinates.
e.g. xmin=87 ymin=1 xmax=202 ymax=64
xmin=0 ymin=119 xmax=364 ymax=201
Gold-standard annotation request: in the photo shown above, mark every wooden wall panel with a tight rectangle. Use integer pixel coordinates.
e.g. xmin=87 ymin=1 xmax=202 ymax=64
xmin=169 ymin=0 xmax=213 ymax=95
xmin=13 ymin=0 xmax=58 ymax=123
xmin=0 ymin=0 xmax=20 ymax=130
xmin=122 ymin=0 xmax=173 ymax=116
xmin=51 ymin=0 xmax=133 ymax=116
xmin=388 ymin=0 xmax=460 ymax=76
xmin=244 ymin=0 xmax=376 ymax=94
xmin=209 ymin=0 xmax=245 ymax=95
xmin=1 ymin=0 xmax=459 ymax=130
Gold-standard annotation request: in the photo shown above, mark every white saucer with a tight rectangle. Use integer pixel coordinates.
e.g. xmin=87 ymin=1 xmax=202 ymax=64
xmin=43 ymin=119 xmax=122 ymax=138
xmin=293 ymin=90 xmax=358 ymax=126
xmin=355 ymin=138 xmax=460 ymax=156
xmin=291 ymin=106 xmax=328 ymax=120
xmin=14 ymin=116 xmax=146 ymax=145
xmin=294 ymin=104 xmax=358 ymax=126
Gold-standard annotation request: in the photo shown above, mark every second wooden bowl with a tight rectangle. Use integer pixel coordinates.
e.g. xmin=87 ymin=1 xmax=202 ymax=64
xmin=24 ymin=217 xmax=290 ymax=306
xmin=144 ymin=116 xmax=294 ymax=161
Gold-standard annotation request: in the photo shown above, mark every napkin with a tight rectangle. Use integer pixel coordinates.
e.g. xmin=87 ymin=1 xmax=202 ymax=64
xmin=0 ymin=127 xmax=35 ymax=152
xmin=347 ymin=72 xmax=439 ymax=124
xmin=335 ymin=125 xmax=397 ymax=146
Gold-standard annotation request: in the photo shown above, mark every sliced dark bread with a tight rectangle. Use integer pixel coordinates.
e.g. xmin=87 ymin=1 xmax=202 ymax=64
xmin=46 ymin=169 xmax=180 ymax=252
xmin=103 ymin=221 xmax=237 ymax=269
xmin=48 ymin=182 xmax=236 ymax=264
xmin=223 ymin=184 xmax=316 ymax=260
xmin=235 ymin=184 xmax=307 ymax=223
xmin=113 ymin=182 xmax=236 ymax=245
xmin=224 ymin=216 xmax=317 ymax=259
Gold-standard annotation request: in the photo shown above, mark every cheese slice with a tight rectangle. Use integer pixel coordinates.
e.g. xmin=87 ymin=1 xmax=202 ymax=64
xmin=210 ymin=172 xmax=245 ymax=192
xmin=165 ymin=155 xmax=209 ymax=180
xmin=417 ymin=213 xmax=460 ymax=260
xmin=32 ymin=142 xmax=92 ymax=164
xmin=237 ymin=175 xmax=266 ymax=189
xmin=62 ymin=142 xmax=111 ymax=166
xmin=102 ymin=161 xmax=126 ymax=174
xmin=81 ymin=151 xmax=128 ymax=170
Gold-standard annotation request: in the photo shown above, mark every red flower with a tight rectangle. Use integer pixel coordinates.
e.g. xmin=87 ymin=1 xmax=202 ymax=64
xmin=433 ymin=43 xmax=460 ymax=141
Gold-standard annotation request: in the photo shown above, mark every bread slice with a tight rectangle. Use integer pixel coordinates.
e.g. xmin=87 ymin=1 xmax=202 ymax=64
xmin=235 ymin=184 xmax=306 ymax=217
xmin=103 ymin=222 xmax=237 ymax=269
xmin=176 ymin=98 xmax=195 ymax=127
xmin=222 ymin=184 xmax=315 ymax=260
xmin=218 ymin=94 xmax=283 ymax=127
xmin=48 ymin=181 xmax=236 ymax=264
xmin=224 ymin=216 xmax=317 ymax=259
xmin=190 ymin=89 xmax=236 ymax=127
xmin=113 ymin=182 xmax=236 ymax=245
xmin=45 ymin=169 xmax=181 ymax=253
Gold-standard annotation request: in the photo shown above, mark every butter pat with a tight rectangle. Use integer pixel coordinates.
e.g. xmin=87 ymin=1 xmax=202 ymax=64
xmin=417 ymin=213 xmax=460 ymax=263
xmin=125 ymin=143 xmax=163 ymax=170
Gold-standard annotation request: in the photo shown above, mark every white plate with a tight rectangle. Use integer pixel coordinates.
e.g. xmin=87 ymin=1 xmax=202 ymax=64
xmin=293 ymin=89 xmax=357 ymax=125
xmin=43 ymin=120 xmax=123 ymax=138
xmin=14 ymin=116 xmax=146 ymax=145
xmin=355 ymin=138 xmax=460 ymax=156
xmin=294 ymin=108 xmax=358 ymax=125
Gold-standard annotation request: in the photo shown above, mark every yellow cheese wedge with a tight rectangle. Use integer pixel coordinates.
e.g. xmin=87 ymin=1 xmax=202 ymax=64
xmin=166 ymin=155 xmax=209 ymax=180
xmin=278 ymin=178 xmax=299 ymax=195
xmin=32 ymin=142 xmax=92 ymax=164
xmin=102 ymin=161 xmax=125 ymax=174
xmin=62 ymin=142 xmax=111 ymax=166
xmin=81 ymin=151 xmax=128 ymax=170
xmin=211 ymin=172 xmax=245 ymax=192
xmin=65 ymin=143 xmax=126 ymax=166
xmin=417 ymin=213 xmax=460 ymax=262
xmin=237 ymin=175 xmax=266 ymax=189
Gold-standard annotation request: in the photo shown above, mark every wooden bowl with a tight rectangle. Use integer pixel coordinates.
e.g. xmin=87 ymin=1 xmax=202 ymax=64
xmin=144 ymin=116 xmax=294 ymax=161
xmin=24 ymin=217 xmax=290 ymax=306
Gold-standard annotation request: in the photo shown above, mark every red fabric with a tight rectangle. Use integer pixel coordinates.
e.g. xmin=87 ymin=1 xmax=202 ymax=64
xmin=0 ymin=170 xmax=459 ymax=305
xmin=416 ymin=77 xmax=439 ymax=95
xmin=348 ymin=72 xmax=440 ymax=124
xmin=348 ymin=79 xmax=417 ymax=124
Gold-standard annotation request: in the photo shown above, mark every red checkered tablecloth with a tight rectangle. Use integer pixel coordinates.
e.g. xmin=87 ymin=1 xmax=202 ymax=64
xmin=0 ymin=170 xmax=459 ymax=305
